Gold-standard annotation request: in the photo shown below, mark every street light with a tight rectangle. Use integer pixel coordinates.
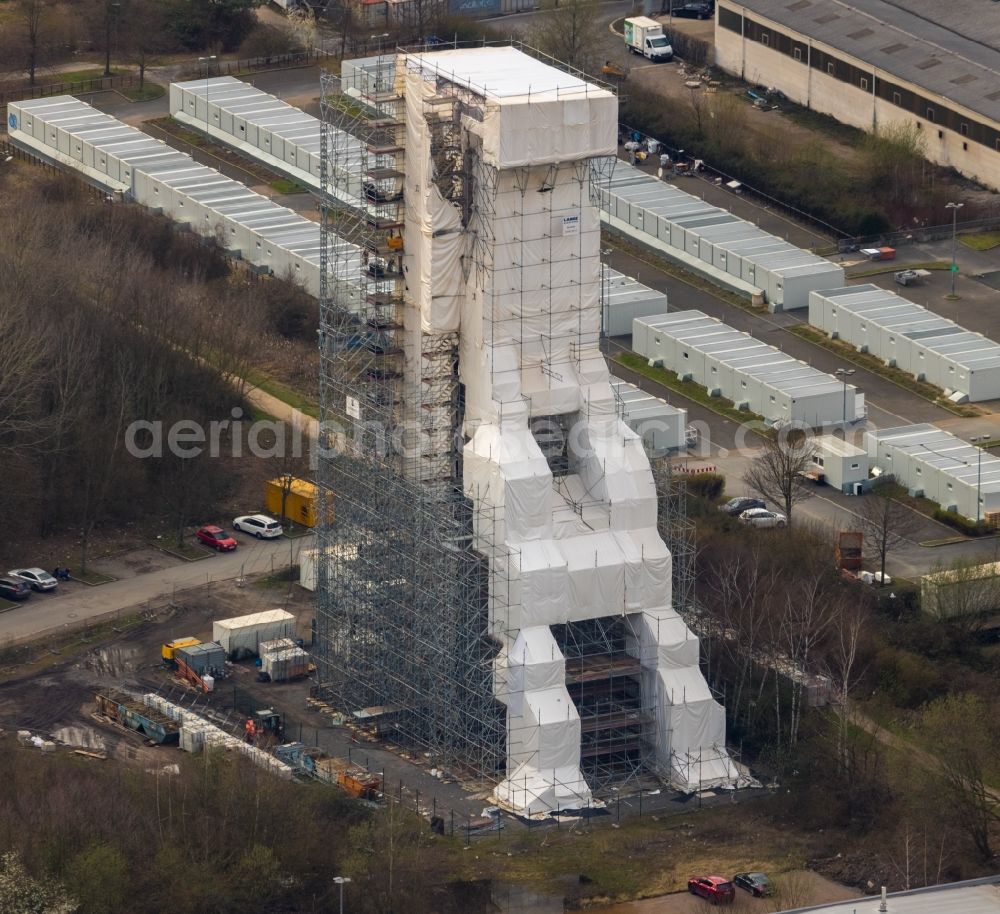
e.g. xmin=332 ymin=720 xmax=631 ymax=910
xmin=333 ymin=876 xmax=351 ymax=914
xmin=945 ymin=201 xmax=964 ymax=297
xmin=198 ymin=56 xmax=217 ymax=130
xmin=971 ymin=434 xmax=990 ymax=524
xmin=835 ymin=367 xmax=856 ymax=428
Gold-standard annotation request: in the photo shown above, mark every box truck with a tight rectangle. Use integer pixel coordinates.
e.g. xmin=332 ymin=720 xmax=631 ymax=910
xmin=624 ymin=17 xmax=673 ymax=61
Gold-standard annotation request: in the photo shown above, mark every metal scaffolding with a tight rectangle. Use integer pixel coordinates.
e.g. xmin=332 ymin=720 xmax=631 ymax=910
xmin=315 ymin=59 xmax=504 ymax=781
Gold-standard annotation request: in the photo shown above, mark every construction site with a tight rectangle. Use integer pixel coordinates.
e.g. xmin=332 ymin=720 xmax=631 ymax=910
xmin=313 ymin=46 xmax=735 ymax=817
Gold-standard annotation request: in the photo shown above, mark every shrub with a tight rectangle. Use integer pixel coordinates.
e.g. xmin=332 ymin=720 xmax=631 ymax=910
xmin=685 ymin=472 xmax=725 ymax=501
xmin=875 ymin=646 xmax=943 ymax=708
xmin=932 ymin=508 xmax=989 ymax=537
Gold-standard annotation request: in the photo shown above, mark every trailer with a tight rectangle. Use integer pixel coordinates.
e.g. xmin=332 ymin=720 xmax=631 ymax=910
xmin=314 ymin=756 xmax=383 ymax=799
xmin=95 ymin=689 xmax=180 ymax=745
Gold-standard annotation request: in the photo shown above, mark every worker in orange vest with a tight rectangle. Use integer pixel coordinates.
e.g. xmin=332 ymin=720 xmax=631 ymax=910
xmin=244 ymin=717 xmax=256 ymax=744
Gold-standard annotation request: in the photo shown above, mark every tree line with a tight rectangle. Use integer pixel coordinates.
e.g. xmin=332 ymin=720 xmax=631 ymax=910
xmin=0 ymin=168 xmax=314 ymax=566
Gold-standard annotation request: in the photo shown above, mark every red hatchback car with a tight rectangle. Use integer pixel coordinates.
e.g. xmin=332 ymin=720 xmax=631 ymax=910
xmin=196 ymin=525 xmax=238 ymax=551
xmin=688 ymin=876 xmax=736 ymax=904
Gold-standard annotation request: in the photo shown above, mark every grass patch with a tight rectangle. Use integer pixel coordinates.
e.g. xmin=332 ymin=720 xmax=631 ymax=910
xmin=604 ymin=235 xmax=767 ymax=315
xmin=119 ymin=82 xmax=165 ymax=102
xmin=253 ymin=566 xmax=300 ymax=587
xmin=56 ymin=68 xmax=121 ymax=84
xmin=150 ymin=540 xmax=213 ymax=561
xmin=270 ymin=178 xmax=307 ymax=194
xmin=244 ymin=370 xmax=320 ymax=419
xmin=71 ymin=569 xmax=117 ymax=586
xmin=960 ymin=232 xmax=1000 ymax=252
xmin=788 ymin=325 xmax=980 ymax=417
xmin=920 ymin=536 xmax=968 ymax=547
xmin=614 ymin=352 xmax=771 ymax=431
xmin=849 ymin=260 xmax=950 ymax=278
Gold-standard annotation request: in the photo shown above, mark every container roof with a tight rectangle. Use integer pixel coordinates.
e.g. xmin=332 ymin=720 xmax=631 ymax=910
xmin=869 ymin=425 xmax=1000 ymax=494
xmin=638 ymin=310 xmax=851 ymax=397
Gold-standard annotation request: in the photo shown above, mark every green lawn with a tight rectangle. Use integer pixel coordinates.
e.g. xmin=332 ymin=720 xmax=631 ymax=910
xmin=960 ymin=232 xmax=1000 ymax=252
xmin=614 ymin=352 xmax=771 ymax=430
xmin=55 ymin=68 xmax=121 ymax=85
xmin=244 ymin=370 xmax=320 ymax=419
xmin=120 ymin=82 xmax=165 ymax=102
xmin=788 ymin=325 xmax=980 ymax=417
xmin=270 ymin=178 xmax=307 ymax=194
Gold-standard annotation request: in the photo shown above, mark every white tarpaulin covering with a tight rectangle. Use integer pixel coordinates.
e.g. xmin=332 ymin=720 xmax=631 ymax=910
xmin=402 ymin=47 xmax=736 ymax=814
xmin=405 ymin=48 xmax=616 ymax=169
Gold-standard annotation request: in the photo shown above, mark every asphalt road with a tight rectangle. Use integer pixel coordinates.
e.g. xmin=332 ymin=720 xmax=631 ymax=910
xmin=0 ymin=532 xmax=313 ymax=647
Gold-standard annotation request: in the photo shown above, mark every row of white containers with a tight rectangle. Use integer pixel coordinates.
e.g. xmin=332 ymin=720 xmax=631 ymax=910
xmin=865 ymin=424 xmax=1000 ymax=521
xmin=809 ymin=285 xmax=1000 ymax=403
xmin=6 ymin=95 xmax=368 ymax=301
xmin=602 ymin=265 xmax=669 ymax=337
xmin=633 ymin=310 xmax=863 ymax=428
xmin=143 ymin=693 xmax=293 ymax=778
xmin=598 ymin=162 xmax=845 ymax=312
xmin=169 ymin=77 xmax=387 ymax=205
xmin=610 ymin=376 xmax=688 ymax=455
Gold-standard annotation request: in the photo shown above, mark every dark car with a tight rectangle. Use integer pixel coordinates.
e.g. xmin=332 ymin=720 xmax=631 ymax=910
xmin=196 ymin=525 xmax=238 ymax=552
xmin=719 ymin=496 xmax=766 ymax=516
xmin=688 ymin=876 xmax=736 ymax=903
xmin=0 ymin=575 xmax=32 ymax=602
xmin=734 ymin=873 xmax=772 ymax=897
xmin=672 ymin=2 xmax=713 ymax=18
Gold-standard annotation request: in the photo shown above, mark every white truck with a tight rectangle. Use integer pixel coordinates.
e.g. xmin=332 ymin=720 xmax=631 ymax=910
xmin=624 ymin=17 xmax=674 ymax=62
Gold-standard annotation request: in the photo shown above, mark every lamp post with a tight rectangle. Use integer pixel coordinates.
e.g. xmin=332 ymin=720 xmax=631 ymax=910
xmin=945 ymin=201 xmax=963 ymax=297
xmin=835 ymin=367 xmax=856 ymax=428
xmin=971 ymin=434 xmax=989 ymax=524
xmin=333 ymin=876 xmax=351 ymax=914
xmin=198 ymin=56 xmax=217 ymax=130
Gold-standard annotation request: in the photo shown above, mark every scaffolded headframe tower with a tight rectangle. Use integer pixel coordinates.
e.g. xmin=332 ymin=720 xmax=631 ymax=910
xmin=316 ymin=46 xmax=735 ymax=813
xmin=316 ymin=56 xmax=504 ymax=779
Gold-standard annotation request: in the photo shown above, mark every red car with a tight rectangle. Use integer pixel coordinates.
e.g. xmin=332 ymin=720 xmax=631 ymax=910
xmin=196 ymin=525 xmax=238 ymax=551
xmin=688 ymin=876 xmax=736 ymax=904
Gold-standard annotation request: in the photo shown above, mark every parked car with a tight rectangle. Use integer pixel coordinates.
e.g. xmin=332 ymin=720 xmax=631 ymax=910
xmin=734 ymin=873 xmax=772 ymax=897
xmin=8 ymin=568 xmax=58 ymax=592
xmin=739 ymin=508 xmax=787 ymax=529
xmin=672 ymin=2 xmax=713 ymax=19
xmin=0 ymin=575 xmax=32 ymax=602
xmin=719 ymin=496 xmax=766 ymax=516
xmin=196 ymin=525 xmax=238 ymax=552
xmin=233 ymin=515 xmax=283 ymax=539
xmin=688 ymin=876 xmax=736 ymax=903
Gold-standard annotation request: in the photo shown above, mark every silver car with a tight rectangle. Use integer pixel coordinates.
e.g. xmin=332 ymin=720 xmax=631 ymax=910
xmin=738 ymin=508 xmax=787 ymax=529
xmin=9 ymin=567 xmax=59 ymax=591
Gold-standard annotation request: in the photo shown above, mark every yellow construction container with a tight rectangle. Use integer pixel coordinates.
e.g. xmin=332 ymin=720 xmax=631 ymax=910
xmin=161 ymin=637 xmax=200 ymax=664
xmin=265 ymin=476 xmax=334 ymax=528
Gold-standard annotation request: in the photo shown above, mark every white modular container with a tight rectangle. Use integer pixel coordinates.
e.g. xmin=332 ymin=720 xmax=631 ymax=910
xmin=809 ymin=285 xmax=1000 ymax=403
xmin=866 ymin=424 xmax=1000 ymax=521
xmin=7 ymin=95 xmax=366 ymax=303
xmin=810 ymin=435 xmax=869 ymax=493
xmin=601 ymin=266 xmax=669 ymax=337
xmin=599 ymin=161 xmax=845 ymax=311
xmin=213 ymin=609 xmax=296 ymax=658
xmin=610 ymin=377 xmax=688 ymax=455
xmin=634 ymin=310 xmax=861 ymax=428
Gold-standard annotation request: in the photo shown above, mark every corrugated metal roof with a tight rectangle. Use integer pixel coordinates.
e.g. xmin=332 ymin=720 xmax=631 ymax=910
xmin=870 ymin=425 xmax=1000 ymax=495
xmin=815 ymin=285 xmax=1000 ymax=371
xmin=727 ymin=0 xmax=1000 ymax=125
xmin=639 ymin=309 xmax=848 ymax=397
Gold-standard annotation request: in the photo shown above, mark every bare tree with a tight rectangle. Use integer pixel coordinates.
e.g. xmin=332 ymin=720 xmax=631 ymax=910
xmin=923 ymin=552 xmax=1000 ymax=633
xmin=742 ymin=433 xmax=816 ymax=528
xmin=918 ymin=692 xmax=1000 ymax=861
xmin=530 ymin=0 xmax=603 ymax=74
xmin=856 ymin=480 xmax=919 ymax=585
xmin=119 ymin=0 xmax=171 ymax=88
xmin=4 ymin=0 xmax=53 ymax=86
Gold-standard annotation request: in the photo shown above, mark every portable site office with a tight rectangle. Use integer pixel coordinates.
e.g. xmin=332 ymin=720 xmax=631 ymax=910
xmin=601 ymin=267 xmax=669 ymax=337
xmin=633 ymin=310 xmax=863 ymax=427
xmin=599 ymin=161 xmax=844 ymax=311
xmin=809 ymin=285 xmax=1000 ymax=403
xmin=6 ymin=95 xmax=372 ymax=301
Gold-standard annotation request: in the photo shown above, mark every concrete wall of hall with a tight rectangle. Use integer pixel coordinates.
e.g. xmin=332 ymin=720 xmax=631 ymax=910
xmin=714 ymin=22 xmax=1000 ymax=192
